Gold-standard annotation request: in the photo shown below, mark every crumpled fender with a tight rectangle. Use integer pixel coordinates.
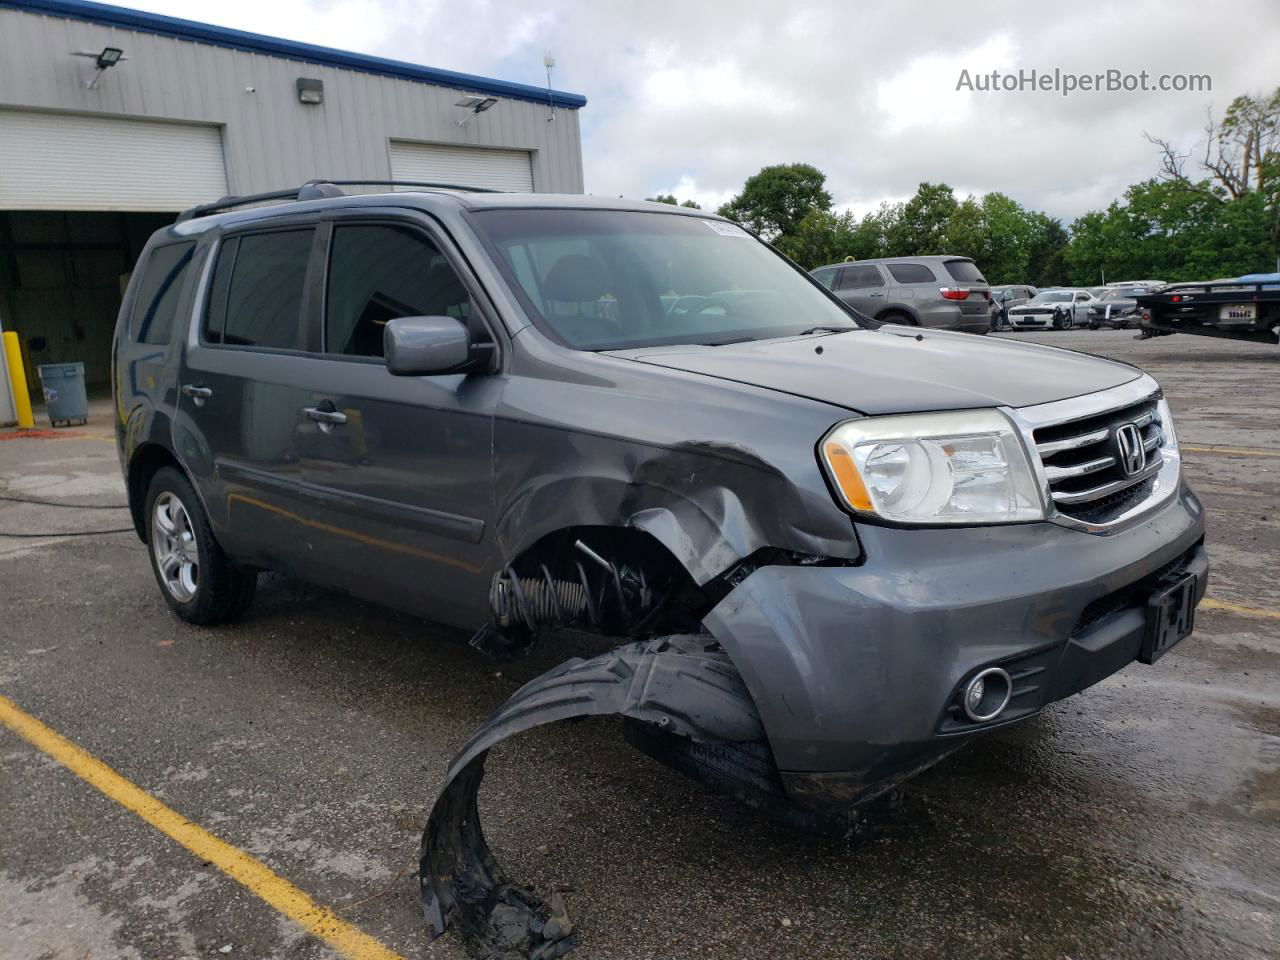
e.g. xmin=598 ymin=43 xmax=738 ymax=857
xmin=494 ymin=449 xmax=861 ymax=587
xmin=420 ymin=635 xmax=763 ymax=958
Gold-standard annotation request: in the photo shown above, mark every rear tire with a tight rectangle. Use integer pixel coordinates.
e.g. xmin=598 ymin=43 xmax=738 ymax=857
xmin=145 ymin=467 xmax=256 ymax=625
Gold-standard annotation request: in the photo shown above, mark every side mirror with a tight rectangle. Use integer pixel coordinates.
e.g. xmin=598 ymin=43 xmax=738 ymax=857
xmin=384 ymin=315 xmax=474 ymax=376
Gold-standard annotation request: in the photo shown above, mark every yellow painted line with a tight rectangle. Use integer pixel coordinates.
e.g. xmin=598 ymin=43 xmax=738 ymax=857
xmin=1184 ymin=444 xmax=1280 ymax=459
xmin=1200 ymin=597 xmax=1280 ymax=621
xmin=0 ymin=694 xmax=406 ymax=960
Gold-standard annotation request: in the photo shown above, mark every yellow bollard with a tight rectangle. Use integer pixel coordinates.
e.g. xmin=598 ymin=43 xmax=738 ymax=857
xmin=2 ymin=331 xmax=34 ymax=429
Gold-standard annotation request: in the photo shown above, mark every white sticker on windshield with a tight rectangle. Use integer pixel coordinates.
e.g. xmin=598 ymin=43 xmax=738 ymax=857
xmin=704 ymin=220 xmax=750 ymax=238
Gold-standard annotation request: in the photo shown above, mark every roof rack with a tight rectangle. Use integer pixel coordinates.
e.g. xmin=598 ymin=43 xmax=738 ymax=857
xmin=176 ymin=179 xmax=504 ymax=223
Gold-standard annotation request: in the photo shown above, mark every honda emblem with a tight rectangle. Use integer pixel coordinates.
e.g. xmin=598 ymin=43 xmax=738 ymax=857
xmin=1114 ymin=423 xmax=1145 ymax=478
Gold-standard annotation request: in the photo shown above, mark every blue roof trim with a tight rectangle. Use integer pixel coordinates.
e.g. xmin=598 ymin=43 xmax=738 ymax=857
xmin=1 ymin=0 xmax=587 ymax=109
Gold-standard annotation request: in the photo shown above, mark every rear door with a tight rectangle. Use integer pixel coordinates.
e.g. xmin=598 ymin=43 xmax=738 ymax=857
xmin=833 ymin=263 xmax=888 ymax=315
xmin=291 ymin=213 xmax=501 ymax=628
xmin=884 ymin=261 xmax=940 ymax=310
xmin=174 ymin=223 xmax=322 ymax=575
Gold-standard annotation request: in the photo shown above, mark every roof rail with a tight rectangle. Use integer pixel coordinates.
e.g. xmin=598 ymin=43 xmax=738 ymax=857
xmin=176 ymin=179 xmax=505 ymax=223
xmin=303 ymin=179 xmax=506 ymax=194
xmin=175 ymin=182 xmax=344 ymax=223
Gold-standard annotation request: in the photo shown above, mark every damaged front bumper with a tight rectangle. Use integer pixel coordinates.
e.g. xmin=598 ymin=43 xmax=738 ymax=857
xmin=703 ymin=481 xmax=1207 ymax=800
xmin=420 ymin=483 xmax=1206 ymax=957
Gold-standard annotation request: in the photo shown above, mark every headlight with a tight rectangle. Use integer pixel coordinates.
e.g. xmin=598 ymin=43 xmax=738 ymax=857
xmin=1157 ymin=397 xmax=1178 ymax=453
xmin=820 ymin=410 xmax=1045 ymax=524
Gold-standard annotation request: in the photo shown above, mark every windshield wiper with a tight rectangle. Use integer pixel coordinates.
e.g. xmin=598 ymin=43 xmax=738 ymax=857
xmin=798 ymin=325 xmax=857 ymax=335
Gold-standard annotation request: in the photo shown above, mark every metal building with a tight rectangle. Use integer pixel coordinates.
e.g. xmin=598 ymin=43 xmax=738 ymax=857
xmin=0 ymin=0 xmax=587 ymax=389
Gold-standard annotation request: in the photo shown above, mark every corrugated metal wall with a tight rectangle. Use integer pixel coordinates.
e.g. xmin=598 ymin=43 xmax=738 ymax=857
xmin=0 ymin=6 xmax=585 ymax=200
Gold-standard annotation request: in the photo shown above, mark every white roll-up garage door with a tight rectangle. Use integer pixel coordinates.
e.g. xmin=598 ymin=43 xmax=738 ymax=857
xmin=389 ymin=140 xmax=534 ymax=192
xmin=0 ymin=109 xmax=227 ymax=211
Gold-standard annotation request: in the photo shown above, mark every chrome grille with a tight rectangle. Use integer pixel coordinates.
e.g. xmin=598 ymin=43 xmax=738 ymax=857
xmin=1032 ymin=396 xmax=1166 ymax=524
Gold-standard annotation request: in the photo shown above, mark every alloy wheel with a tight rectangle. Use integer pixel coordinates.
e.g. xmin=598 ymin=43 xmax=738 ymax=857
xmin=151 ymin=492 xmax=199 ymax=602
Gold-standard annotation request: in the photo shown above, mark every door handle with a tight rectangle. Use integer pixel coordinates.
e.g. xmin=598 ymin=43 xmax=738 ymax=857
xmin=868 ymin=292 xmax=885 ymax=297
xmin=303 ymin=406 xmax=348 ymax=426
xmin=181 ymin=383 xmax=212 ymax=407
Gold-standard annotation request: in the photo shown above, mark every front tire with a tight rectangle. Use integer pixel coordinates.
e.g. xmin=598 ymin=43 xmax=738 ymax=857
xmin=145 ymin=467 xmax=256 ymax=625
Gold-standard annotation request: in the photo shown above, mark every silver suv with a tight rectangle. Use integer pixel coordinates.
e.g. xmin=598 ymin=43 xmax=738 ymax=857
xmin=811 ymin=256 xmax=992 ymax=333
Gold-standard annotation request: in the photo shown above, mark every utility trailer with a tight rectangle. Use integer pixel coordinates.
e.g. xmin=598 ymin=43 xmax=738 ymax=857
xmin=1138 ymin=273 xmax=1280 ymax=344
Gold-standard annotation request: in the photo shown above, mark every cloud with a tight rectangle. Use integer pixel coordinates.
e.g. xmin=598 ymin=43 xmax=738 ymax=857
xmin=128 ymin=0 xmax=1280 ymax=223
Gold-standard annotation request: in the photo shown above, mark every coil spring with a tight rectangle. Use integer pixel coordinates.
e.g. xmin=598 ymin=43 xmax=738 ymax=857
xmin=490 ymin=571 xmax=592 ymax=629
xmin=490 ymin=540 xmax=659 ymax=634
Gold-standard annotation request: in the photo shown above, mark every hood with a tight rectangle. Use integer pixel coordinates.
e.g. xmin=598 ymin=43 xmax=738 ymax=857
xmin=1011 ymin=303 xmax=1061 ymax=313
xmin=608 ymin=326 xmax=1140 ymax=415
xmin=1096 ymin=299 xmax=1138 ymax=310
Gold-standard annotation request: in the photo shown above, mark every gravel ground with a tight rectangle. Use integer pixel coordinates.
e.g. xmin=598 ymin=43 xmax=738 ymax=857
xmin=1 ymin=329 xmax=1277 ymax=960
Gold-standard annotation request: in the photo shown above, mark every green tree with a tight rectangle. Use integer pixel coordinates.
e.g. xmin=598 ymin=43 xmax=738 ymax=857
xmin=886 ymin=182 xmax=957 ymax=256
xmin=1063 ymin=178 xmax=1275 ymax=285
xmin=717 ymin=163 xmax=833 ymax=242
xmin=1023 ymin=213 xmax=1069 ymax=287
xmin=647 ymin=193 xmax=701 ymax=209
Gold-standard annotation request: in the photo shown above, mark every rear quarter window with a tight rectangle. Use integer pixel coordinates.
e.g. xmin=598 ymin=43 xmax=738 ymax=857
xmin=944 ymin=259 xmax=986 ymax=284
xmin=131 ymin=242 xmax=195 ymax=344
xmin=887 ymin=263 xmax=937 ymax=283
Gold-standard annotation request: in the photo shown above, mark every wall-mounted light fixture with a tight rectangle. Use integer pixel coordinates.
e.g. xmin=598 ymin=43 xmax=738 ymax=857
xmin=455 ymin=94 xmax=498 ymax=127
xmin=72 ymin=46 xmax=127 ymax=89
xmin=296 ymin=77 xmax=324 ymax=105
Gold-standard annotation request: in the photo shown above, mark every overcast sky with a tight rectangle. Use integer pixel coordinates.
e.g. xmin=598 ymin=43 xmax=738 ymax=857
xmin=130 ymin=0 xmax=1280 ymax=224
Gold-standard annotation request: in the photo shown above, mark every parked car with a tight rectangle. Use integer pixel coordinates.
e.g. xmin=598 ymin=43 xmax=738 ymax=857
xmin=114 ymin=183 xmax=1207 ymax=960
xmin=810 ymin=256 xmax=992 ymax=333
xmin=990 ymin=284 xmax=1038 ymax=330
xmin=1088 ymin=284 xmax=1155 ymax=329
xmin=1007 ymin=288 xmax=1097 ymax=329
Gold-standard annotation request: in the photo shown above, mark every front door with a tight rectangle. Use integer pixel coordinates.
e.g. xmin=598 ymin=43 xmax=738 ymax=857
xmin=291 ymin=216 xmax=501 ymax=629
xmin=834 ymin=263 xmax=888 ymax=315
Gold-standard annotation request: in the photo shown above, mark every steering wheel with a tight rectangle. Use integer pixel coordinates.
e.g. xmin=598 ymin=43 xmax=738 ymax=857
xmin=670 ymin=295 xmax=709 ymax=315
xmin=691 ymin=296 xmax=735 ymax=318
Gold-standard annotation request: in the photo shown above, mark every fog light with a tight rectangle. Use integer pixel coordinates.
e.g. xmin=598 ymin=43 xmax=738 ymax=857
xmin=962 ymin=667 xmax=1012 ymax=722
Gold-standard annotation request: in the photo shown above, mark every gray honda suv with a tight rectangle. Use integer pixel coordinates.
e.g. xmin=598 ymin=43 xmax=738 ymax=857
xmin=113 ymin=184 xmax=1207 ymax=959
xmin=811 ymin=255 xmax=992 ymax=332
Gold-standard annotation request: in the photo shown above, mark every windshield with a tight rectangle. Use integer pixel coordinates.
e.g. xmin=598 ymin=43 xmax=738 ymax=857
xmin=471 ymin=209 xmax=861 ymax=349
xmin=1030 ymin=291 xmax=1073 ymax=303
xmin=1102 ymin=286 xmax=1148 ymax=299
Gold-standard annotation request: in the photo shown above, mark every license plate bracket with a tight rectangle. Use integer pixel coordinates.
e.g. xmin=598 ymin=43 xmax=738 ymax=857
xmin=1140 ymin=573 xmax=1197 ymax=664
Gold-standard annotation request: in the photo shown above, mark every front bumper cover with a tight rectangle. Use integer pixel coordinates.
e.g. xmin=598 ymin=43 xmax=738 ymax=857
xmin=702 ymin=481 xmax=1206 ymax=787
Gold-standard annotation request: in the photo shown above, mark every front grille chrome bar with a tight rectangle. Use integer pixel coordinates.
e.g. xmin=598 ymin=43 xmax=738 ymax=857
xmin=1050 ymin=458 xmax=1163 ymax=505
xmin=1044 ymin=455 xmax=1117 ymax=482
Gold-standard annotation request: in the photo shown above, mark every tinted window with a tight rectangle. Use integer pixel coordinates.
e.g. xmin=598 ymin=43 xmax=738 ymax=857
xmin=943 ymin=259 xmax=986 ymax=283
xmin=205 ymin=229 xmax=314 ymax=348
xmin=325 ymin=225 xmax=474 ymax=358
xmin=132 ymin=242 xmax=195 ymax=344
xmin=839 ymin=264 xmax=885 ymax=289
xmin=473 ymin=209 xmax=859 ymax=350
xmin=811 ymin=267 xmax=836 ymax=289
xmin=887 ymin=262 xmax=937 ymax=283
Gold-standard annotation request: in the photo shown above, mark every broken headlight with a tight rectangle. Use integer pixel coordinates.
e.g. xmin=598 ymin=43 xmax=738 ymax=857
xmin=820 ymin=409 xmax=1045 ymax=525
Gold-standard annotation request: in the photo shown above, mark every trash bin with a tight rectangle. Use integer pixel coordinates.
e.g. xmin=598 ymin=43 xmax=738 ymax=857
xmin=36 ymin=362 xmax=88 ymax=427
